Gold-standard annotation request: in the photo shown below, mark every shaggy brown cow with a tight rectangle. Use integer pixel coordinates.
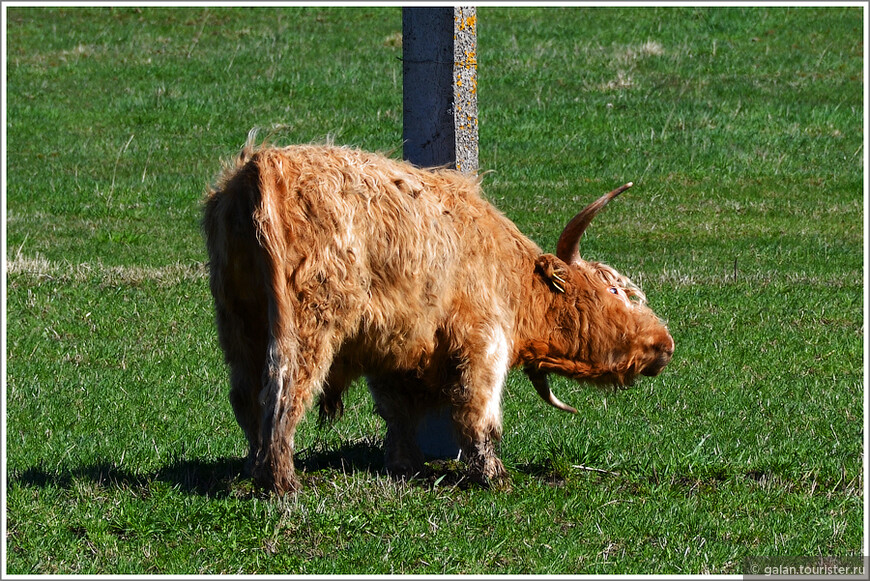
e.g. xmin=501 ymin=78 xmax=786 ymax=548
xmin=203 ymin=135 xmax=674 ymax=495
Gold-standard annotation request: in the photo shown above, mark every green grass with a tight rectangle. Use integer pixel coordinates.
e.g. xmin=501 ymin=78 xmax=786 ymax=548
xmin=4 ymin=5 xmax=864 ymax=575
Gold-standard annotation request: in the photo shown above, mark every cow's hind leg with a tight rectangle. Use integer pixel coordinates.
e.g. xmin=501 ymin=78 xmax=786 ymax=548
xmin=210 ymin=257 xmax=270 ymax=475
xmin=216 ymin=304 xmax=266 ymax=470
xmin=228 ymin=359 xmax=265 ymax=473
xmin=253 ymin=327 xmax=338 ymax=495
xmin=368 ymin=372 xmax=430 ymax=479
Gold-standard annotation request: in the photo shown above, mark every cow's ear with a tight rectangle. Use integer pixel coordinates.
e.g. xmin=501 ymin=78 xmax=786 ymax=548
xmin=535 ymin=254 xmax=568 ymax=293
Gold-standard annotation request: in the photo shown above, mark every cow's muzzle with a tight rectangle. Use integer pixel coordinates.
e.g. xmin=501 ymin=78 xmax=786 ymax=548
xmin=641 ymin=332 xmax=675 ymax=377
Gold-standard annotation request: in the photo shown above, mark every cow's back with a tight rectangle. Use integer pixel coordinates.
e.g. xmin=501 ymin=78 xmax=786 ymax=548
xmin=250 ymin=145 xmax=537 ymax=369
xmin=207 ymin=143 xmax=540 ymax=374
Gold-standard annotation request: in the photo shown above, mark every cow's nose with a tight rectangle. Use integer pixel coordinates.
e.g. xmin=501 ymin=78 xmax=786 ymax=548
xmin=642 ymin=334 xmax=674 ymax=377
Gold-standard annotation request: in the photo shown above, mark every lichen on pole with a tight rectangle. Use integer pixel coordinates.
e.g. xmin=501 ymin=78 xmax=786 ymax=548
xmin=452 ymin=6 xmax=478 ymax=173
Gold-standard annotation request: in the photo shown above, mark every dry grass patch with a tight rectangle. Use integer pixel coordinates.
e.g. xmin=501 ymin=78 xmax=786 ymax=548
xmin=6 ymin=254 xmax=207 ymax=287
xmin=614 ymin=40 xmax=665 ymax=65
xmin=598 ymin=41 xmax=664 ymax=92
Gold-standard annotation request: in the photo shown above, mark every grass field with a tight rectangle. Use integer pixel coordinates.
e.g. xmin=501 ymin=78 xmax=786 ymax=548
xmin=4 ymin=5 xmax=866 ymax=575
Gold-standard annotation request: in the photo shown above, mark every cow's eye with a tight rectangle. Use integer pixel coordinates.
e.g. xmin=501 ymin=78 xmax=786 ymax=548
xmin=608 ymin=287 xmax=619 ymax=295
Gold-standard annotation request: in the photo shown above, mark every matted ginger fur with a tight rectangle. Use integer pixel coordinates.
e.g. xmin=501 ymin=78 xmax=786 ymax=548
xmin=203 ymin=137 xmax=673 ymax=495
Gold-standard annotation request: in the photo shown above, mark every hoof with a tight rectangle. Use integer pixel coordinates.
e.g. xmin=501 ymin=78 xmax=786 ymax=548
xmin=465 ymin=457 xmax=508 ymax=488
xmin=271 ymin=474 xmax=301 ymax=496
xmin=252 ymin=463 xmax=300 ymax=496
xmin=385 ymin=459 xmax=427 ymax=481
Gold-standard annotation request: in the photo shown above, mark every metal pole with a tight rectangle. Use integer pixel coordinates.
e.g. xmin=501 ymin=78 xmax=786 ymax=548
xmin=402 ymin=6 xmax=478 ymax=459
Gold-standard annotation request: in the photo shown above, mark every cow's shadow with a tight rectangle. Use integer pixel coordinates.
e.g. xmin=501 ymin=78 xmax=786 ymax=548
xmin=9 ymin=442 xmax=567 ymax=498
xmin=10 ymin=457 xmax=249 ymax=498
xmin=9 ymin=441 xmax=386 ymax=499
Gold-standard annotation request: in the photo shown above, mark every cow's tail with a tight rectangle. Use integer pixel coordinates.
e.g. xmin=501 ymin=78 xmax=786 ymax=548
xmin=245 ymin=144 xmax=305 ymax=493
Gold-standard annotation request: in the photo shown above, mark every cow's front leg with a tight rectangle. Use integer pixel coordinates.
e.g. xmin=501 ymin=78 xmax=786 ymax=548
xmin=451 ymin=400 xmax=508 ymax=486
xmin=368 ymin=372 xmax=428 ymax=479
xmin=450 ymin=328 xmax=511 ymax=486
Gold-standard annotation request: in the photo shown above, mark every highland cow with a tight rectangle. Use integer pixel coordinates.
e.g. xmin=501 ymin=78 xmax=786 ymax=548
xmin=203 ymin=135 xmax=674 ymax=495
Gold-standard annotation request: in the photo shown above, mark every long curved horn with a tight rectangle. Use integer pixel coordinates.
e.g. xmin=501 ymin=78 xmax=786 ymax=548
xmin=527 ymin=369 xmax=578 ymax=414
xmin=555 ymin=182 xmax=633 ymax=265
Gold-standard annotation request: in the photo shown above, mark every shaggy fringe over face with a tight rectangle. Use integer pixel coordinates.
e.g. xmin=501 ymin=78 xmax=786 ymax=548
xmin=591 ymin=261 xmax=647 ymax=304
xmin=203 ymin=132 xmax=673 ymax=495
